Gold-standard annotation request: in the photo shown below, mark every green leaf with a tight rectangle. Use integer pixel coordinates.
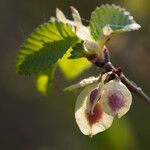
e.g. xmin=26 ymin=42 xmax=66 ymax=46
xmin=69 ymin=41 xmax=86 ymax=59
xmin=58 ymin=48 xmax=91 ymax=80
xmin=90 ymin=4 xmax=141 ymax=41
xmin=16 ymin=21 xmax=78 ymax=75
xmin=36 ymin=67 xmax=55 ymax=95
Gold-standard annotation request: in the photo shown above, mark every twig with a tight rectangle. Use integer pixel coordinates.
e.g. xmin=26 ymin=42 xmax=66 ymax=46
xmin=87 ymin=47 xmax=150 ymax=104
xmin=120 ymin=74 xmax=150 ymax=104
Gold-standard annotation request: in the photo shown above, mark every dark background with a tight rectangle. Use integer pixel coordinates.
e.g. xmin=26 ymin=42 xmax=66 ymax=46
xmin=0 ymin=0 xmax=150 ymax=150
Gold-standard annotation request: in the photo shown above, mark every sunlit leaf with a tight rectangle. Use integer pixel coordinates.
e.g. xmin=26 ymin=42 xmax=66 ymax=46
xmin=58 ymin=49 xmax=91 ymax=80
xmin=90 ymin=4 xmax=141 ymax=41
xmin=36 ymin=67 xmax=55 ymax=95
xmin=16 ymin=21 xmax=78 ymax=75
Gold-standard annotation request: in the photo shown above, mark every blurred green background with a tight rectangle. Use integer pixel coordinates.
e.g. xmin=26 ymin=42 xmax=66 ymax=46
xmin=0 ymin=0 xmax=150 ymax=149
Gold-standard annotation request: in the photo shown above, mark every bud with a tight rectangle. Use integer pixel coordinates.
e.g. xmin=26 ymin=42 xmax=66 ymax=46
xmin=75 ymin=26 xmax=92 ymax=41
xmin=84 ymin=40 xmax=103 ymax=57
xmin=102 ymin=25 xmax=113 ymax=36
xmin=75 ymin=83 xmax=113 ymax=137
xmin=100 ymin=79 xmax=132 ymax=118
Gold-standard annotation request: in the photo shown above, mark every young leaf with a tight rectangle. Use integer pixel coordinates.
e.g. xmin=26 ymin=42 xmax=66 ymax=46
xmin=56 ymin=8 xmax=67 ymax=24
xmin=36 ymin=67 xmax=55 ymax=95
xmin=70 ymin=6 xmax=82 ymax=25
xmin=64 ymin=76 xmax=99 ymax=91
xmin=58 ymin=48 xmax=91 ymax=80
xmin=90 ymin=4 xmax=141 ymax=41
xmin=16 ymin=21 xmax=79 ymax=75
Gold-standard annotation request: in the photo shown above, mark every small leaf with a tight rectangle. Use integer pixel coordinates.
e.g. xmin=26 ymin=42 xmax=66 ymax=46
xmin=56 ymin=8 xmax=67 ymax=23
xmin=84 ymin=40 xmax=103 ymax=56
xmin=90 ymin=4 xmax=141 ymax=41
xmin=70 ymin=6 xmax=82 ymax=25
xmin=58 ymin=48 xmax=91 ymax=80
xmin=16 ymin=21 xmax=79 ymax=75
xmin=36 ymin=67 xmax=55 ymax=95
xmin=64 ymin=76 xmax=99 ymax=91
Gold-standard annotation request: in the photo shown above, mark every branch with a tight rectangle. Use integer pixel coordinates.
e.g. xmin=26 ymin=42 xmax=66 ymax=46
xmin=120 ymin=74 xmax=150 ymax=104
xmin=87 ymin=47 xmax=150 ymax=104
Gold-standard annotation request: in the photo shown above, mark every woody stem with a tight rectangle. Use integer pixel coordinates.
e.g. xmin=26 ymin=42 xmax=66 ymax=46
xmin=88 ymin=47 xmax=150 ymax=104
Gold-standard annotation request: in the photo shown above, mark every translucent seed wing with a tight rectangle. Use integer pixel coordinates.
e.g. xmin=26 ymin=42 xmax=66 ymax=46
xmin=100 ymin=80 xmax=132 ymax=118
xmin=75 ymin=83 xmax=113 ymax=136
